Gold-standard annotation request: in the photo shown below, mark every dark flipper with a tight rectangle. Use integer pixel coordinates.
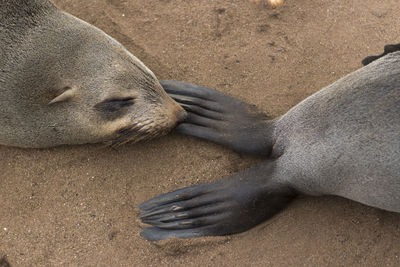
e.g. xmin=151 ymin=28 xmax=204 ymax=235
xmin=138 ymin=162 xmax=296 ymax=241
xmin=362 ymin=44 xmax=400 ymax=66
xmin=161 ymin=80 xmax=275 ymax=156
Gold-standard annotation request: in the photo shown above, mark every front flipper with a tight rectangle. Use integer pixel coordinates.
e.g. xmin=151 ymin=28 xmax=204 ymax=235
xmin=161 ymin=80 xmax=275 ymax=156
xmin=138 ymin=162 xmax=296 ymax=241
xmin=362 ymin=43 xmax=400 ymax=66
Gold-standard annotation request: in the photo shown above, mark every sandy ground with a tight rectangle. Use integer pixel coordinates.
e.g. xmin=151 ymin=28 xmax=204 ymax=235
xmin=1 ymin=0 xmax=400 ymax=266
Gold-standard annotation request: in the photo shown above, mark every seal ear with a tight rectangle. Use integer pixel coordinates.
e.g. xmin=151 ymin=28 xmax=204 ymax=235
xmin=48 ymin=86 xmax=77 ymax=105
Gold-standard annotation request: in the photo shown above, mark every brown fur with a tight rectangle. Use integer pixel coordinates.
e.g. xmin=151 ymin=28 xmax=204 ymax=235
xmin=0 ymin=0 xmax=185 ymax=148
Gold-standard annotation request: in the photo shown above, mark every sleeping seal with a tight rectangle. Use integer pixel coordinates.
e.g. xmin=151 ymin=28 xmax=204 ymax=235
xmin=0 ymin=0 xmax=185 ymax=148
xmin=139 ymin=45 xmax=400 ymax=241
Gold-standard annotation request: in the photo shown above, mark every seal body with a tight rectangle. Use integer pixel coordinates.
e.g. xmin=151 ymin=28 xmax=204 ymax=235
xmin=0 ymin=0 xmax=185 ymax=148
xmin=139 ymin=47 xmax=400 ymax=241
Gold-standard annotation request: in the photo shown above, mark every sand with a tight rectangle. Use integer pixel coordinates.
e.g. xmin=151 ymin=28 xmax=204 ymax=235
xmin=1 ymin=0 xmax=399 ymax=266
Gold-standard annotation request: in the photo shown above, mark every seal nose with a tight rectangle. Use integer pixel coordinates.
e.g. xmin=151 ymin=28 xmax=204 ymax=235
xmin=177 ymin=108 xmax=187 ymax=123
xmin=163 ymin=90 xmax=187 ymax=125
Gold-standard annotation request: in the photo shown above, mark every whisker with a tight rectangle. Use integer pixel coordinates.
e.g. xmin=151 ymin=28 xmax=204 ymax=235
xmin=108 ymin=118 xmax=171 ymax=147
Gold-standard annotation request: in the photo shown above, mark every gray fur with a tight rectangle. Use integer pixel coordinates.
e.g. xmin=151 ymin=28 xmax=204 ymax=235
xmin=273 ymin=52 xmax=400 ymax=212
xmin=0 ymin=0 xmax=184 ymax=148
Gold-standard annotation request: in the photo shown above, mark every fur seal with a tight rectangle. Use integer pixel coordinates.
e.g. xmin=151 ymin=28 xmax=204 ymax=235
xmin=0 ymin=0 xmax=185 ymax=148
xmin=138 ymin=45 xmax=400 ymax=241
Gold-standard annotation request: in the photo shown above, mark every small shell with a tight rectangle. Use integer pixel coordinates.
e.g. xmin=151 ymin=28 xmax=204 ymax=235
xmin=249 ymin=0 xmax=285 ymax=8
xmin=266 ymin=0 xmax=285 ymax=8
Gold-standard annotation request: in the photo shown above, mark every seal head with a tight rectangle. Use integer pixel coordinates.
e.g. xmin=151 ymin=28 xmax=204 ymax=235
xmin=0 ymin=0 xmax=185 ymax=148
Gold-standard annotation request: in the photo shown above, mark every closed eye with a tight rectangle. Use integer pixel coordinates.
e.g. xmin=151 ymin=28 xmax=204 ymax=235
xmin=94 ymin=97 xmax=135 ymax=112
